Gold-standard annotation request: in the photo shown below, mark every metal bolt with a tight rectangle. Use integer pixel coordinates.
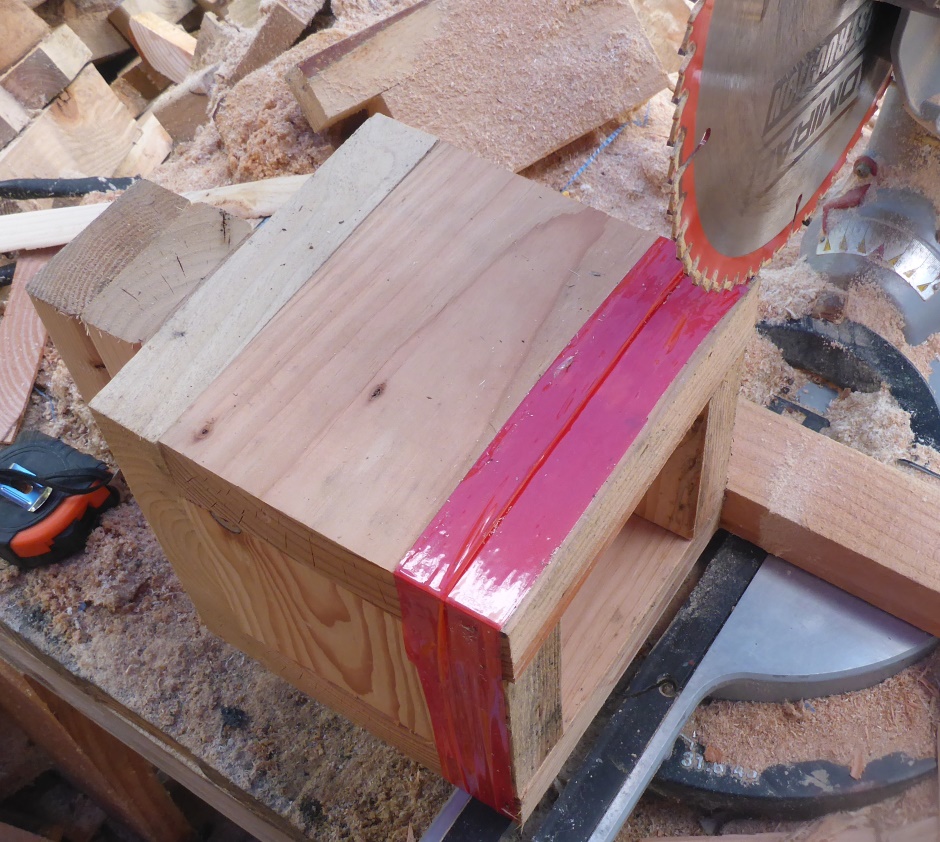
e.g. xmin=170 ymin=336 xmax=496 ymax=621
xmin=853 ymin=156 xmax=878 ymax=179
xmin=658 ymin=679 xmax=677 ymax=698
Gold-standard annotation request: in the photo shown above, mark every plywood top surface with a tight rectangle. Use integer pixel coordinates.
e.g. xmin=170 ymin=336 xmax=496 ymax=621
xmin=160 ymin=140 xmax=656 ymax=574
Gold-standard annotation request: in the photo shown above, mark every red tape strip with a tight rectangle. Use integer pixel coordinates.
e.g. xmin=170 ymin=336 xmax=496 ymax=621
xmin=395 ymin=237 xmax=745 ymax=815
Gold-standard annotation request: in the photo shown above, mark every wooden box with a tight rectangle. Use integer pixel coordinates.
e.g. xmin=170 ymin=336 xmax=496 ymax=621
xmin=87 ymin=115 xmax=757 ymax=818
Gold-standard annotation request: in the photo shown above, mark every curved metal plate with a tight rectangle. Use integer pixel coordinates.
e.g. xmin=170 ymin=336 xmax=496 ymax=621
xmin=671 ymin=0 xmax=893 ymax=288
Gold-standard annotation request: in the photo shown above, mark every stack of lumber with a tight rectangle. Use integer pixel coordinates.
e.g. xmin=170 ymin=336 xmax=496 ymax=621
xmin=26 ymin=114 xmax=758 ymax=818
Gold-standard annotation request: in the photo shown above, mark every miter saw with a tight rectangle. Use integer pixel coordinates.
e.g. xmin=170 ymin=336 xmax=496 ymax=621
xmin=672 ymin=0 xmax=940 ymax=348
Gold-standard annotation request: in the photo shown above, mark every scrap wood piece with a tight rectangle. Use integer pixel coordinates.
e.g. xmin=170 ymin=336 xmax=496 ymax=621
xmin=0 ymin=25 xmax=92 ymax=110
xmin=226 ymin=0 xmax=320 ymax=84
xmin=109 ymin=0 xmax=196 ymax=43
xmin=0 ymin=173 xmax=309 ymax=252
xmin=26 ymin=180 xmax=249 ymax=401
xmin=722 ymin=399 xmax=940 ymax=637
xmin=61 ymin=0 xmax=131 ymax=62
xmin=111 ymin=56 xmax=171 ymax=118
xmin=114 ymin=112 xmax=173 ymax=177
xmin=145 ymin=64 xmax=212 ymax=142
xmin=0 ymin=657 xmax=192 ymax=842
xmin=0 ymin=65 xmax=139 ymax=181
xmin=82 ymin=196 xmax=252 ymax=376
xmin=0 ymin=0 xmax=51 ymax=75
xmin=287 ymin=0 xmax=669 ymax=171
xmin=0 ymin=249 xmax=56 ymax=444
xmin=129 ymin=12 xmax=197 ymax=84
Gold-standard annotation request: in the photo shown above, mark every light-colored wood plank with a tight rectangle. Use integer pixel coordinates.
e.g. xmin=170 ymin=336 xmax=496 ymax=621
xmin=27 ymin=181 xmax=190 ymax=402
xmin=83 ymin=200 xmax=251 ymax=376
xmin=129 ymin=12 xmax=197 ymax=84
xmin=109 ymin=0 xmax=196 ymax=43
xmin=0 ymin=65 xmax=139 ymax=180
xmin=0 ymin=87 xmax=28 ymax=147
xmin=0 ymin=250 xmax=56 ymax=444
xmin=0 ymin=174 xmax=308 ymax=253
xmin=0 ymin=0 xmax=50 ymax=74
xmin=0 ymin=657 xmax=191 ymax=842
xmin=722 ymin=398 xmax=940 ymax=637
xmin=114 ymin=112 xmax=173 ymax=177
xmin=0 ymin=25 xmax=92 ymax=110
xmin=157 ymin=139 xmax=658 ymax=609
xmin=287 ymin=0 xmax=668 ymax=170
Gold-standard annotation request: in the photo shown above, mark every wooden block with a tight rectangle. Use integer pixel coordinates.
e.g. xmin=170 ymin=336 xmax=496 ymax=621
xmin=0 ymin=173 xmax=308 ymax=252
xmin=129 ymin=13 xmax=197 ymax=84
xmin=0 ymin=657 xmax=192 ymax=842
xmin=90 ymin=116 xmax=754 ymax=816
xmin=111 ymin=56 xmax=172 ymax=118
xmin=287 ymin=0 xmax=669 ymax=170
xmin=0 ymin=822 xmax=49 ymax=842
xmin=146 ymin=67 xmax=212 ymax=142
xmin=223 ymin=0 xmax=259 ymax=28
xmin=0 ymin=250 xmax=56 ymax=444
xmin=0 ymin=65 xmax=139 ymax=180
xmin=27 ymin=181 xmax=192 ymax=401
xmin=1 ymin=25 xmax=92 ymax=110
xmin=722 ymin=399 xmax=940 ymax=638
xmin=61 ymin=2 xmax=131 ymax=62
xmin=83 ymin=200 xmax=252 ymax=376
xmin=114 ymin=112 xmax=173 ymax=177
xmin=109 ymin=0 xmax=196 ymax=43
xmin=191 ymin=10 xmax=230 ymax=71
xmin=0 ymin=87 xmax=28 ymax=147
xmin=0 ymin=0 xmax=50 ymax=74
xmin=227 ymin=0 xmax=311 ymax=83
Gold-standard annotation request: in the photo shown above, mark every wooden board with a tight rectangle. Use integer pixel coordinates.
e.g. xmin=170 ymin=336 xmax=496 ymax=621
xmin=0 ymin=0 xmax=50 ymax=74
xmin=722 ymin=399 xmax=940 ymax=637
xmin=0 ymin=617 xmax=303 ymax=842
xmin=0 ymin=173 xmax=308 ymax=253
xmin=0 ymin=65 xmax=138 ymax=180
xmin=0 ymin=250 xmax=56 ymax=444
xmin=129 ymin=13 xmax=196 ymax=84
xmin=0 ymin=657 xmax=192 ymax=842
xmin=0 ymin=25 xmax=92 ymax=110
xmin=286 ymin=0 xmax=668 ymax=171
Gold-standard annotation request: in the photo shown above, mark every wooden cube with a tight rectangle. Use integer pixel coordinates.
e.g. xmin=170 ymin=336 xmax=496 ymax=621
xmin=88 ymin=115 xmax=756 ymax=818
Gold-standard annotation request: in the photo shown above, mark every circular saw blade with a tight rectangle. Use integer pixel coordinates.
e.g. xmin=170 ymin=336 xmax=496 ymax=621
xmin=669 ymin=0 xmax=893 ymax=290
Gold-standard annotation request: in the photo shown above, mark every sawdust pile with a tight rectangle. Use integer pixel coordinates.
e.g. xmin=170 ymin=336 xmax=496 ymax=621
xmin=687 ymin=649 xmax=940 ymax=775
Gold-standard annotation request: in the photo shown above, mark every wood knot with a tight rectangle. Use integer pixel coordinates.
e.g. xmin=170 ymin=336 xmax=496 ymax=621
xmin=196 ymin=418 xmax=215 ymax=440
xmin=369 ymin=383 xmax=386 ymax=401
